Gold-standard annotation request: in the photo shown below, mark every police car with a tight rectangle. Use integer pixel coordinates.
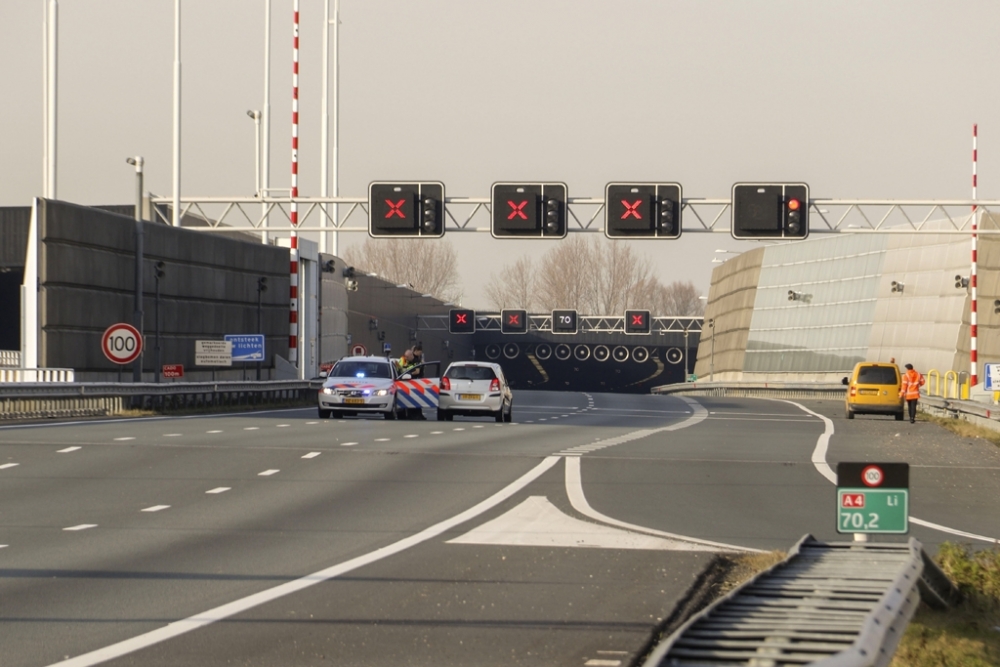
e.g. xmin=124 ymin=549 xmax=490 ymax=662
xmin=318 ymin=356 xmax=401 ymax=419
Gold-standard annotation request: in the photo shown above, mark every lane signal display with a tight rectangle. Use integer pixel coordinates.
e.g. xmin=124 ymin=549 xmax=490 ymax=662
xmin=551 ymin=309 xmax=578 ymax=335
xmin=605 ymin=183 xmax=682 ymax=239
xmin=731 ymin=182 xmax=809 ymax=240
xmin=449 ymin=308 xmax=476 ymax=334
xmin=501 ymin=309 xmax=528 ymax=334
xmin=368 ymin=181 xmax=445 ymax=238
xmin=624 ymin=310 xmax=651 ymax=335
xmin=491 ymin=182 xmax=568 ymax=238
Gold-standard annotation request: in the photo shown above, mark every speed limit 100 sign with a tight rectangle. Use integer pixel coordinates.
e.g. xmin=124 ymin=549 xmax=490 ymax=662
xmin=102 ymin=323 xmax=143 ymax=365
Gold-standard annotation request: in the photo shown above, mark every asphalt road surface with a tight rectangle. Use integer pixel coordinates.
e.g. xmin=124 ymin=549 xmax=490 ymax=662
xmin=1 ymin=392 xmax=997 ymax=667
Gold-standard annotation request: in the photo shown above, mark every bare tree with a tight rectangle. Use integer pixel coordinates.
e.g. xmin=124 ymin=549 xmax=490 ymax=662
xmin=484 ymin=255 xmax=536 ymax=311
xmin=535 ymin=236 xmax=597 ymax=312
xmin=343 ymin=238 xmax=462 ymax=302
xmin=663 ymin=280 xmax=704 ymax=316
xmin=593 ymin=240 xmax=652 ymax=314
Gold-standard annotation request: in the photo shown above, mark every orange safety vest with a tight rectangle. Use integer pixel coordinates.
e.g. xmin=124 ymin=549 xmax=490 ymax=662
xmin=900 ymin=369 xmax=925 ymax=400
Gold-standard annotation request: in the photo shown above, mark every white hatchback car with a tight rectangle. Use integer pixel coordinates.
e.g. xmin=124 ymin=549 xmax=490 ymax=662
xmin=318 ymin=356 xmax=400 ymax=419
xmin=437 ymin=361 xmax=512 ymax=422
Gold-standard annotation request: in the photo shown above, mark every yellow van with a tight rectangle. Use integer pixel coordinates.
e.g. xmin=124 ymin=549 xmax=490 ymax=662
xmin=843 ymin=362 xmax=904 ymax=421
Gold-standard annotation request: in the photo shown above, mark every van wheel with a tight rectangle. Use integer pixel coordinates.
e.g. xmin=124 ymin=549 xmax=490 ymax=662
xmin=846 ymin=409 xmax=855 ymax=420
xmin=895 ymin=411 xmax=904 ymax=421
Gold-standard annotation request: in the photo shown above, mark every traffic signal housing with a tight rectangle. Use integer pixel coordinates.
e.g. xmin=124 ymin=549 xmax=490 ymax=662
xmin=491 ymin=182 xmax=568 ymax=238
xmin=624 ymin=310 xmax=651 ymax=335
xmin=368 ymin=181 xmax=445 ymax=238
xmin=731 ymin=183 xmax=809 ymax=240
xmin=449 ymin=308 xmax=476 ymax=334
xmin=551 ymin=309 xmax=578 ymax=335
xmin=500 ymin=309 xmax=528 ymax=334
xmin=605 ymin=183 xmax=682 ymax=239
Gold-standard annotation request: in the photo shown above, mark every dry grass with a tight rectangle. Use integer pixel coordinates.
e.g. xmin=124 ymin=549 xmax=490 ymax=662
xmin=717 ymin=550 xmax=787 ymax=595
xmin=920 ymin=411 xmax=1000 ymax=448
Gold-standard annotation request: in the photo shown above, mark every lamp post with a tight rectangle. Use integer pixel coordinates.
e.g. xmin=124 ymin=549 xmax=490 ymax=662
xmin=247 ymin=110 xmax=262 ymax=198
xmin=257 ymin=277 xmax=268 ymax=380
xmin=708 ymin=318 xmax=715 ymax=382
xmin=154 ymin=261 xmax=165 ymax=383
xmin=126 ymin=157 xmax=144 ymax=382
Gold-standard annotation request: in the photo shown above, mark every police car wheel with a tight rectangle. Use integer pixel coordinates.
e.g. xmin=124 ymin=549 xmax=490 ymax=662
xmin=318 ymin=408 xmax=332 ymax=419
xmin=437 ymin=409 xmax=448 ymax=421
xmin=384 ymin=400 xmax=398 ymax=420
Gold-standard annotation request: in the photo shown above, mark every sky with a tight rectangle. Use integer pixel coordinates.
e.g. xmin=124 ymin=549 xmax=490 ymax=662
xmin=3 ymin=1 xmax=1000 ymax=309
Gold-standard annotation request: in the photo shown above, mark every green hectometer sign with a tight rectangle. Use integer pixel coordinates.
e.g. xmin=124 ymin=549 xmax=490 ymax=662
xmin=837 ymin=488 xmax=909 ymax=533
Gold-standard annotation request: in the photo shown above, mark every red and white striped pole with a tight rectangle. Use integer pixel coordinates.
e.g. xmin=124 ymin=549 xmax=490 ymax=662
xmin=970 ymin=123 xmax=978 ymax=387
xmin=288 ymin=0 xmax=300 ymax=368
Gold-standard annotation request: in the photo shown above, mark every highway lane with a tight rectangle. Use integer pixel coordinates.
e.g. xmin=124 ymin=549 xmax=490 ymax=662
xmin=2 ymin=391 xmax=997 ymax=666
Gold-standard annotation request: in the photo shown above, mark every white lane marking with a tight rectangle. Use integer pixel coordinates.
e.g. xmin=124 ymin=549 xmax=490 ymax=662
xmin=340 ymin=442 xmax=358 ymax=447
xmin=63 ymin=524 xmax=97 ymax=531
xmin=276 ymin=424 xmax=290 ymax=428
xmin=585 ymin=661 xmax=621 ymax=667
xmin=164 ymin=433 xmax=182 ymax=437
xmin=205 ymin=487 xmax=230 ymax=494
xmin=258 ymin=469 xmax=280 ymax=476
xmin=538 ymin=418 xmax=548 ymax=421
xmin=430 ymin=431 xmax=443 ymax=435
xmin=0 ymin=463 xmax=20 ymax=470
xmin=473 ymin=425 xmax=484 ymax=429
xmin=302 ymin=452 xmax=321 ymax=459
xmin=449 ymin=496 xmax=712 ymax=551
xmin=113 ymin=437 xmax=135 ymax=441
xmin=58 ymin=446 xmax=82 ymax=453
xmin=374 ymin=438 xmax=390 ymax=442
xmin=453 ymin=428 xmax=465 ymax=432
xmin=0 ymin=407 xmax=317 ymax=432
xmin=305 ymin=421 xmax=319 ymax=425
xmin=243 ymin=427 xmax=259 ymax=431
xmin=0 ymin=545 xmax=7 ymax=549
xmin=782 ymin=398 xmax=1000 ymax=544
xmin=141 ymin=505 xmax=170 ymax=513
xmin=206 ymin=430 xmax=222 ymax=434
xmin=48 ymin=456 xmax=562 ymax=667
xmin=565 ymin=456 xmax=753 ymax=552
xmin=404 ymin=434 xmax=419 ymax=439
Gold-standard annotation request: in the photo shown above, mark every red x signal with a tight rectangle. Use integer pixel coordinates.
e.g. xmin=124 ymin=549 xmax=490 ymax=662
xmin=455 ymin=313 xmax=468 ymax=324
xmin=507 ymin=313 xmax=520 ymax=325
xmin=621 ymin=200 xmax=642 ymax=219
xmin=385 ymin=199 xmax=406 ymax=219
xmin=507 ymin=200 xmax=528 ymax=220
xmin=631 ymin=314 xmax=645 ymax=326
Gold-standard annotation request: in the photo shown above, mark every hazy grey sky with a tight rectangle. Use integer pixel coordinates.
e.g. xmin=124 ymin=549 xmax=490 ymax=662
xmin=3 ymin=1 xmax=999 ymax=308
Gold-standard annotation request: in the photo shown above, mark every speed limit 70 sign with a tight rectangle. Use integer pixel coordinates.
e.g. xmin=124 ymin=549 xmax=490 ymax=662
xmin=102 ymin=323 xmax=143 ymax=365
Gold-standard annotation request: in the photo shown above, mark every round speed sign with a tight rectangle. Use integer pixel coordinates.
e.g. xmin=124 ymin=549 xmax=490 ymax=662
xmin=102 ymin=323 xmax=143 ymax=365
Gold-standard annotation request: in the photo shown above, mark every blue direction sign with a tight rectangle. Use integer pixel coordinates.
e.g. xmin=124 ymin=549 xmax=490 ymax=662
xmin=985 ymin=363 xmax=1000 ymax=390
xmin=224 ymin=334 xmax=265 ymax=362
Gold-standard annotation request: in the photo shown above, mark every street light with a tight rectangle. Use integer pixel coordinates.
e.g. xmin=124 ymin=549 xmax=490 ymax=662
xmin=708 ymin=318 xmax=715 ymax=382
xmin=247 ymin=110 xmax=262 ymax=198
xmin=126 ymin=156 xmax=145 ymax=383
xmin=154 ymin=261 xmax=165 ymax=383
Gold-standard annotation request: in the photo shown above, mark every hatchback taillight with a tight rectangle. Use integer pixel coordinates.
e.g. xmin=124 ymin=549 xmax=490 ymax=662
xmin=490 ymin=378 xmax=500 ymax=392
xmin=440 ymin=377 xmax=451 ymax=391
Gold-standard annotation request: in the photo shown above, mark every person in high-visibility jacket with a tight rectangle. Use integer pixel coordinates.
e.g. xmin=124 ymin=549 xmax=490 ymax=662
xmin=899 ymin=363 xmax=925 ymax=424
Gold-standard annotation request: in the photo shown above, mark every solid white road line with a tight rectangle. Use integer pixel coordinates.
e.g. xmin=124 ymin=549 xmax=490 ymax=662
xmin=113 ymin=437 xmax=135 ymax=441
xmin=141 ymin=505 xmax=170 ymax=513
xmin=58 ymin=446 xmax=81 ymax=453
xmin=206 ymin=430 xmax=222 ymax=434
xmin=243 ymin=427 xmax=259 ymax=431
xmin=258 ymin=469 xmax=279 ymax=476
xmin=205 ymin=488 xmax=230 ymax=494
xmin=340 ymin=442 xmax=358 ymax=447
xmin=302 ymin=452 xmax=321 ymax=459
xmin=47 ymin=456 xmax=562 ymax=667
xmin=584 ymin=660 xmax=621 ymax=667
xmin=784 ymin=399 xmax=1000 ymax=544
xmin=63 ymin=524 xmax=97 ymax=531
xmin=0 ymin=463 xmax=20 ymax=469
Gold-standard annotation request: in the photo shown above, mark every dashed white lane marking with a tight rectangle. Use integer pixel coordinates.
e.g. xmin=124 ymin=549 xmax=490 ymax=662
xmin=585 ymin=660 xmax=621 ymax=667
xmin=64 ymin=524 xmax=97 ymax=531
xmin=206 ymin=430 xmax=222 ymax=434
xmin=164 ymin=434 xmax=182 ymax=437
xmin=472 ymin=425 xmax=484 ymax=429
xmin=453 ymin=428 xmax=465 ymax=431
xmin=538 ymin=418 xmax=547 ymax=421
xmin=340 ymin=442 xmax=358 ymax=447
xmin=0 ymin=463 xmax=20 ymax=469
xmin=430 ymin=431 xmax=443 ymax=435
xmin=205 ymin=487 xmax=230 ymax=494
xmin=58 ymin=446 xmax=81 ymax=453
xmin=0 ymin=545 xmax=7 ymax=549
xmin=305 ymin=421 xmax=319 ymax=425
xmin=404 ymin=434 xmax=419 ymax=439
xmin=141 ymin=505 xmax=170 ymax=513
xmin=784 ymin=398 xmax=1000 ymax=545
xmin=374 ymin=438 xmax=390 ymax=442
xmin=46 ymin=456 xmax=561 ymax=667
xmin=114 ymin=437 xmax=135 ymax=441
xmin=243 ymin=427 xmax=259 ymax=431
xmin=302 ymin=452 xmax=321 ymax=459
xmin=276 ymin=424 xmax=290 ymax=428
xmin=258 ymin=469 xmax=280 ymax=476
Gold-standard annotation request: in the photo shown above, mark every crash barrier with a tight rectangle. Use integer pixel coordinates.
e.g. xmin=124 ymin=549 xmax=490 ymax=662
xmin=920 ymin=393 xmax=1000 ymax=436
xmin=641 ymin=535 xmax=959 ymax=667
xmin=394 ymin=378 xmax=440 ymax=410
xmin=0 ymin=350 xmax=21 ymax=368
xmin=926 ymin=369 xmax=969 ymax=400
xmin=0 ymin=380 xmax=322 ymax=421
xmin=652 ymin=381 xmax=847 ymax=400
xmin=0 ymin=368 xmax=75 ymax=383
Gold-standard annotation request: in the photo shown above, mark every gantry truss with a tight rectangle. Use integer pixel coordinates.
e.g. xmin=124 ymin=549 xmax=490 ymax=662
xmin=414 ymin=315 xmax=703 ymax=334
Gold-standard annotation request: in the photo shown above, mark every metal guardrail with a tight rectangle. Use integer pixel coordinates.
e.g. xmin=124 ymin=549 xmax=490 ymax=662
xmin=0 ymin=380 xmax=324 ymax=421
xmin=652 ymin=381 xmax=847 ymax=400
xmin=641 ymin=535 xmax=959 ymax=667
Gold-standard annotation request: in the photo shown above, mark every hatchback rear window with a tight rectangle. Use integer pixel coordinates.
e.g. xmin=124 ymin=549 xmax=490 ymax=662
xmin=446 ymin=365 xmax=497 ymax=381
xmin=856 ymin=366 xmax=897 ymax=385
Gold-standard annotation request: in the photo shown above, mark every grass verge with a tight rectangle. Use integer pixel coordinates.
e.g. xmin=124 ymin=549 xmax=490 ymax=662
xmin=891 ymin=542 xmax=1000 ymax=667
xmin=920 ymin=410 xmax=1000 ymax=448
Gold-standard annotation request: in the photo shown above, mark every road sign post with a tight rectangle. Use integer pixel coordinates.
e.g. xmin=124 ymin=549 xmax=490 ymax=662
xmin=836 ymin=462 xmax=909 ymax=537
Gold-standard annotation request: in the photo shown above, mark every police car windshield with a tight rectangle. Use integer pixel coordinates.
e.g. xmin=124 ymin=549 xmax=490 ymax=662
xmin=446 ymin=365 xmax=496 ymax=381
xmin=330 ymin=361 xmax=392 ymax=379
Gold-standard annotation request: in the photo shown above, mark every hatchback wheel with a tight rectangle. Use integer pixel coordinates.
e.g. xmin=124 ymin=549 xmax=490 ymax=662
xmin=437 ymin=409 xmax=448 ymax=422
xmin=503 ymin=405 xmax=512 ymax=423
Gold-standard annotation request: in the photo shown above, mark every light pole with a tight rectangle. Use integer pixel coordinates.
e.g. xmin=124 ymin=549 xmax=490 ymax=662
xmin=172 ymin=0 xmax=181 ymax=227
xmin=154 ymin=262 xmax=165 ymax=383
xmin=247 ymin=110 xmax=262 ymax=197
xmin=708 ymin=318 xmax=715 ymax=382
xmin=127 ymin=157 xmax=144 ymax=382
xmin=257 ymin=277 xmax=268 ymax=380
